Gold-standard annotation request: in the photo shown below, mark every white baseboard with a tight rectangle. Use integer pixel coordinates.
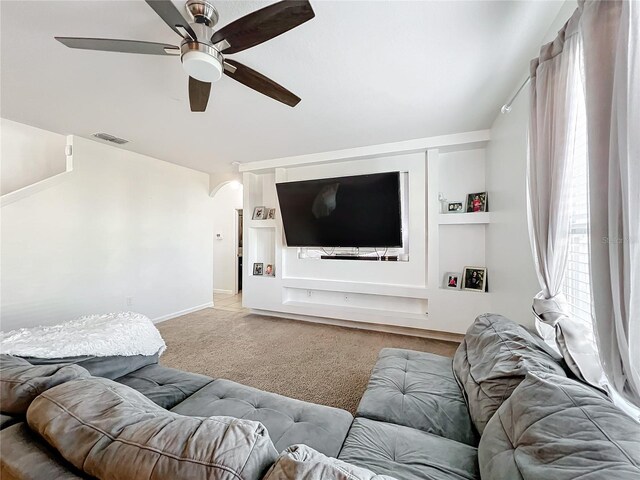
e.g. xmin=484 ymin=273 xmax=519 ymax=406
xmin=213 ymin=289 xmax=234 ymax=295
xmin=152 ymin=302 xmax=214 ymax=324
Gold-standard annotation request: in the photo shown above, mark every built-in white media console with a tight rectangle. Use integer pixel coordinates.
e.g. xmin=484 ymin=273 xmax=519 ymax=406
xmin=241 ymin=131 xmax=492 ymax=336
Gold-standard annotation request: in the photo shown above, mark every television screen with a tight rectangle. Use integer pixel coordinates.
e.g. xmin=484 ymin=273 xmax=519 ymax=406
xmin=276 ymin=172 xmax=403 ymax=248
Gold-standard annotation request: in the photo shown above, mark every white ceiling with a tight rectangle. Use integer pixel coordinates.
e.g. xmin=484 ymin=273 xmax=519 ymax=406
xmin=1 ymin=1 xmax=563 ymax=174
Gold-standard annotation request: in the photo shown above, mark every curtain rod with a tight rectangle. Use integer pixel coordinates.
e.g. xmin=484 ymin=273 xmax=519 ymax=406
xmin=501 ymin=76 xmax=531 ymax=114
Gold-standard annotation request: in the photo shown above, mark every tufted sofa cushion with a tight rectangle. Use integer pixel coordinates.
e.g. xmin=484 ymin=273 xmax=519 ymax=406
xmin=356 ymin=348 xmax=477 ymax=446
xmin=453 ymin=313 xmax=567 ymax=434
xmin=264 ymin=444 xmax=397 ymax=480
xmin=115 ymin=364 xmax=213 ymax=409
xmin=479 ymin=372 xmax=640 ymax=480
xmin=170 ymin=378 xmax=353 ymax=456
xmin=338 ymin=417 xmax=479 ymax=480
xmin=0 ymin=355 xmax=90 ymax=415
xmin=27 ymin=377 xmax=278 ymax=480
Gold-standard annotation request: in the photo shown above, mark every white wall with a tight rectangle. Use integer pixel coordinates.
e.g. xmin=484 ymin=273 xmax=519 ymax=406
xmin=1 ymin=118 xmax=67 ymax=195
xmin=485 ymin=91 xmax=539 ymax=326
xmin=1 ymin=135 xmax=214 ymax=331
xmin=212 ymin=181 xmax=243 ymax=294
xmin=484 ymin=0 xmax=577 ymax=328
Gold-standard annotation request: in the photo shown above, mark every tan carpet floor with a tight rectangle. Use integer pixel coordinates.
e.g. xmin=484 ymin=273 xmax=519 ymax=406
xmin=157 ymin=308 xmax=459 ymax=414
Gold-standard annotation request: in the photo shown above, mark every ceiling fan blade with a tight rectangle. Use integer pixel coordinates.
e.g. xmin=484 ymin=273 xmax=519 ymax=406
xmin=145 ymin=0 xmax=197 ymax=40
xmin=212 ymin=1 xmax=314 ymax=54
xmin=189 ymin=76 xmax=212 ymax=112
xmin=224 ymin=60 xmax=300 ymax=107
xmin=55 ymin=37 xmax=179 ymax=55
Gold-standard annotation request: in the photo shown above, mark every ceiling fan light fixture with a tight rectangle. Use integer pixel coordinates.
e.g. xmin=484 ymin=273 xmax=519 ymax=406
xmin=180 ymin=43 xmax=223 ymax=83
xmin=57 ymin=0 xmax=315 ymax=112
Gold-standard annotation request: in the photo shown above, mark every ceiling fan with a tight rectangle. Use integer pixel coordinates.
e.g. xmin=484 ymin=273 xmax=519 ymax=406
xmin=55 ymin=0 xmax=315 ymax=112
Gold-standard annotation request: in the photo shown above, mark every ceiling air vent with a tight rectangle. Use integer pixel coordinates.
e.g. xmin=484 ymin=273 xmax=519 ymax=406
xmin=92 ymin=132 xmax=129 ymax=145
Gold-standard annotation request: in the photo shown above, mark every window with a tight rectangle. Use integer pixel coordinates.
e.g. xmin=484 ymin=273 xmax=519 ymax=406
xmin=561 ymin=69 xmax=597 ymax=349
xmin=562 ymin=112 xmax=590 ymax=325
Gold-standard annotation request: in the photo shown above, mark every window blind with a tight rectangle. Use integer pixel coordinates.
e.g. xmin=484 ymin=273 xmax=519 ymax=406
xmin=561 ymin=84 xmax=594 ymax=341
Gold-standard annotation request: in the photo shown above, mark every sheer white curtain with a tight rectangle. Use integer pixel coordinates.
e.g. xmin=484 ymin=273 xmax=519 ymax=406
xmin=528 ymin=0 xmax=640 ymax=413
xmin=580 ymin=0 xmax=640 ymax=410
xmin=527 ymin=10 xmax=603 ymax=386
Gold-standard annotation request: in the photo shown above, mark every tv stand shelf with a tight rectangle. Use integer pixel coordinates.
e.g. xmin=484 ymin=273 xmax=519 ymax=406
xmin=320 ymin=255 xmax=399 ymax=261
xmin=438 ymin=212 xmax=491 ymax=224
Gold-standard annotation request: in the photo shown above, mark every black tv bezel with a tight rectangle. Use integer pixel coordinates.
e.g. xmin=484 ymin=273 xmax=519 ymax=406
xmin=275 ymin=171 xmax=404 ymax=249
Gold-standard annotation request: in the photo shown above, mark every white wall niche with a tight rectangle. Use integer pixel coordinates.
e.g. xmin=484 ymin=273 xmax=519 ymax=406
xmin=241 ymin=131 xmax=496 ymax=334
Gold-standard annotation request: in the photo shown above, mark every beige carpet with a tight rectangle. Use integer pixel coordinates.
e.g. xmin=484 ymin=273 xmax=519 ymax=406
xmin=157 ymin=308 xmax=459 ymax=414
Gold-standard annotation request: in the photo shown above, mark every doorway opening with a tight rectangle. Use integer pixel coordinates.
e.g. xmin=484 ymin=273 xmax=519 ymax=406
xmin=212 ymin=180 xmax=243 ymax=299
xmin=236 ymin=209 xmax=243 ymax=293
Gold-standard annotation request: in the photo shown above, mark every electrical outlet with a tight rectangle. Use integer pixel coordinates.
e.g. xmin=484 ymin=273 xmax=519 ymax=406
xmin=344 ymin=295 xmax=349 ymax=302
xmin=307 ymin=290 xmax=312 ymax=298
xmin=126 ymin=297 xmax=133 ymax=307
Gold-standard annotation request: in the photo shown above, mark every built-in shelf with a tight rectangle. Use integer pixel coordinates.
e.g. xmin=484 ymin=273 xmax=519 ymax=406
xmin=282 ymin=278 xmax=429 ymax=299
xmin=248 ymin=220 xmax=276 ymax=228
xmin=438 ymin=287 xmax=490 ymax=294
xmin=438 ymin=212 xmax=491 ymax=225
xmin=282 ymin=301 xmax=428 ymax=322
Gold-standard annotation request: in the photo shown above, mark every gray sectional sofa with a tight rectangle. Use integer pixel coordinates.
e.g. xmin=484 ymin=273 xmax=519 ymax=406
xmin=1 ymin=313 xmax=639 ymax=480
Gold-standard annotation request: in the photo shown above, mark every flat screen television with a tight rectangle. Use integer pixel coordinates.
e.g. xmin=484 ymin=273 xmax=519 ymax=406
xmin=275 ymin=172 xmax=403 ymax=248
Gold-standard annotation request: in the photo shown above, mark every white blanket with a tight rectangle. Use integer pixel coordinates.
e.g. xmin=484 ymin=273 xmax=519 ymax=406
xmin=0 ymin=312 xmax=166 ymax=358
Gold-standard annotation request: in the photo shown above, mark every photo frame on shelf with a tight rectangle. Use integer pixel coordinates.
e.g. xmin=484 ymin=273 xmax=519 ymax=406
xmin=266 ymin=208 xmax=276 ymax=220
xmin=462 ymin=266 xmax=487 ymax=292
xmin=446 ymin=201 xmax=464 ymax=213
xmin=443 ymin=272 xmax=462 ymax=289
xmin=466 ymin=192 xmax=488 ymax=213
xmin=265 ymin=264 xmax=274 ymax=276
xmin=253 ymin=263 xmax=264 ymax=276
xmin=252 ymin=206 xmax=266 ymax=220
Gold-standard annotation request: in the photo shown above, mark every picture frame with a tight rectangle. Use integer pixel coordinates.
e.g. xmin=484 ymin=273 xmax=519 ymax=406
xmin=253 ymin=263 xmax=264 ymax=276
xmin=266 ymin=208 xmax=276 ymax=220
xmin=446 ymin=201 xmax=464 ymax=213
xmin=443 ymin=272 xmax=461 ymax=289
xmin=252 ymin=206 xmax=266 ymax=220
xmin=265 ymin=264 xmax=274 ymax=276
xmin=466 ymin=192 xmax=488 ymax=213
xmin=462 ymin=266 xmax=487 ymax=292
